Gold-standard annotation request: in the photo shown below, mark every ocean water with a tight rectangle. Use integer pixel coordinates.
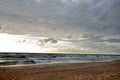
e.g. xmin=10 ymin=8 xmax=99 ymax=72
xmin=0 ymin=53 xmax=120 ymax=66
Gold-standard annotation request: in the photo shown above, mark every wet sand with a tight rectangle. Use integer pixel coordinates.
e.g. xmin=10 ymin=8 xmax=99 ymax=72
xmin=0 ymin=60 xmax=120 ymax=80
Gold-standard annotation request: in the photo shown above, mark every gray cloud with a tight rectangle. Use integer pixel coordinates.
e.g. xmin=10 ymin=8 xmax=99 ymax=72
xmin=93 ymin=0 xmax=120 ymax=35
xmin=0 ymin=0 xmax=120 ymax=53
xmin=0 ymin=0 xmax=119 ymax=37
xmin=81 ymin=33 xmax=120 ymax=44
xmin=105 ymin=38 xmax=120 ymax=43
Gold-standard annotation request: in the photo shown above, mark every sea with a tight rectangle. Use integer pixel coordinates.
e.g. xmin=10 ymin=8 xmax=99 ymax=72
xmin=0 ymin=53 xmax=120 ymax=66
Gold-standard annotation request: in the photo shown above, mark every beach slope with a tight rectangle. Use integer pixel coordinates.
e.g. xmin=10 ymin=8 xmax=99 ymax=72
xmin=0 ymin=60 xmax=120 ymax=80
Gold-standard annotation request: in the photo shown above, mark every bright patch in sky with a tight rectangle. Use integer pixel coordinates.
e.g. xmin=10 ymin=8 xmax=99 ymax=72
xmin=0 ymin=33 xmax=80 ymax=53
xmin=0 ymin=0 xmax=120 ymax=54
xmin=35 ymin=0 xmax=41 ymax=2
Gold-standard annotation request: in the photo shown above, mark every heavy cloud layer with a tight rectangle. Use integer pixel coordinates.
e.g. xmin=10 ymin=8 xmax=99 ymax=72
xmin=0 ymin=0 xmax=120 ymax=53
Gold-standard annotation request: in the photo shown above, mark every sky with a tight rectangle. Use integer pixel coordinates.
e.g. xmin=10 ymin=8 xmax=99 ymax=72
xmin=0 ymin=0 xmax=120 ymax=54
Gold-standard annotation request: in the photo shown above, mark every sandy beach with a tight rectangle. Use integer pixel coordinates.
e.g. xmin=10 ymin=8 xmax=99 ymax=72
xmin=0 ymin=60 xmax=120 ymax=80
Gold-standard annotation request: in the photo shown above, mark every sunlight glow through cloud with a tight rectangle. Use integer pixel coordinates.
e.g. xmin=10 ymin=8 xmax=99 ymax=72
xmin=0 ymin=33 xmax=56 ymax=53
xmin=0 ymin=33 xmax=119 ymax=54
xmin=0 ymin=33 xmax=81 ymax=53
xmin=0 ymin=0 xmax=120 ymax=54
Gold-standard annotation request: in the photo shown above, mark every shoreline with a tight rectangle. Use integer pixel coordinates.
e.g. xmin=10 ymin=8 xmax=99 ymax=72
xmin=0 ymin=59 xmax=119 ymax=67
